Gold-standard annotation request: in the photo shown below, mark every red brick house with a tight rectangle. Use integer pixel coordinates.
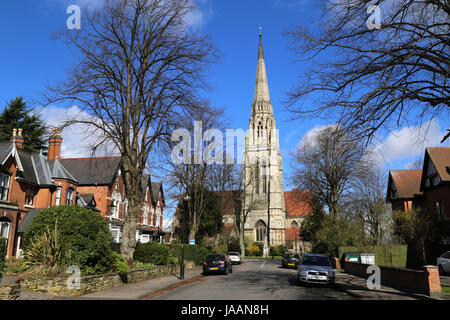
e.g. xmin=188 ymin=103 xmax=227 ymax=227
xmin=386 ymin=147 xmax=450 ymax=247
xmin=0 ymin=128 xmax=165 ymax=258
xmin=386 ymin=170 xmax=423 ymax=213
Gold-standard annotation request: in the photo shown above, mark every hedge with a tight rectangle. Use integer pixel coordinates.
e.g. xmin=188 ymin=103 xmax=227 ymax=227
xmin=0 ymin=238 xmax=6 ymax=280
xmin=338 ymin=245 xmax=408 ymax=268
xmin=134 ymin=242 xmax=171 ymax=265
xmin=169 ymin=244 xmax=210 ymax=265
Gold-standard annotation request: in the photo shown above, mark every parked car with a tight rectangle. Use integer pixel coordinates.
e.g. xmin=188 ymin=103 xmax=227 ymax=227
xmin=281 ymin=252 xmax=300 ymax=268
xmin=297 ymin=253 xmax=335 ymax=286
xmin=203 ymin=254 xmax=233 ymax=275
xmin=228 ymin=252 xmax=241 ymax=265
xmin=437 ymin=251 xmax=450 ymax=275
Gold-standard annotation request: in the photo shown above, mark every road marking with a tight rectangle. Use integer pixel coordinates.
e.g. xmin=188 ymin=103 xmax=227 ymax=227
xmin=261 ymin=259 xmax=267 ymax=268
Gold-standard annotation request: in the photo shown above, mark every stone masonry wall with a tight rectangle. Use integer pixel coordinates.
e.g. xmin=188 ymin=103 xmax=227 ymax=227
xmin=20 ymin=262 xmax=194 ymax=297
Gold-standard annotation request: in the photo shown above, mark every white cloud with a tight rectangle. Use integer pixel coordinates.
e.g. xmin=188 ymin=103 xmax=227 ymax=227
xmin=162 ymin=217 xmax=173 ymax=232
xmin=38 ymin=105 xmax=119 ymax=158
xmin=374 ymin=119 xmax=448 ymax=164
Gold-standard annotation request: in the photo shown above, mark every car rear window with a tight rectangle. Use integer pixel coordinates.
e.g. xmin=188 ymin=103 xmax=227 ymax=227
xmin=206 ymin=255 xmax=224 ymax=263
xmin=229 ymin=252 xmax=240 ymax=256
xmin=285 ymin=253 xmax=299 ymax=258
xmin=301 ymin=255 xmax=331 ymax=267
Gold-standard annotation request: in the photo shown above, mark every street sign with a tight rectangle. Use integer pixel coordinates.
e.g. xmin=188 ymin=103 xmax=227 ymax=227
xmin=189 ymin=239 xmax=195 ymax=245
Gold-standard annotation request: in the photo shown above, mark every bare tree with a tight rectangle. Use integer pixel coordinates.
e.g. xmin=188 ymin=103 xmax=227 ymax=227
xmin=285 ymin=0 xmax=449 ymax=141
xmin=44 ymin=0 xmax=217 ymax=262
xmin=158 ymin=104 xmax=227 ymax=242
xmin=290 ymin=125 xmax=368 ymax=218
xmin=350 ymin=162 xmax=392 ymax=245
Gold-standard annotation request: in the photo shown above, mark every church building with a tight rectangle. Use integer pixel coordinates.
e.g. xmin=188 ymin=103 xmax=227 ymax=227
xmin=241 ymin=32 xmax=312 ymax=253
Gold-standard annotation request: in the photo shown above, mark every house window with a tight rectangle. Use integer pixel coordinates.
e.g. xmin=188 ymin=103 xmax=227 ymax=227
xmin=143 ymin=205 xmax=149 ymax=225
xmin=55 ymin=187 xmax=62 ymax=205
xmin=111 ymin=191 xmax=121 ymax=219
xmin=25 ymin=186 xmax=35 ymax=206
xmin=436 ymin=201 xmax=447 ymax=221
xmin=425 ymin=161 xmax=440 ymax=188
xmin=66 ymin=188 xmax=74 ymax=205
xmin=0 ymin=173 xmax=11 ymax=201
xmin=0 ymin=220 xmax=10 ymax=239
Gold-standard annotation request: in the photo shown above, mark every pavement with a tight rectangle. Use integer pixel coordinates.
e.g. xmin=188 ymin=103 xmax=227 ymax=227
xmin=70 ymin=266 xmax=204 ymax=300
xmin=334 ymin=270 xmax=442 ymax=300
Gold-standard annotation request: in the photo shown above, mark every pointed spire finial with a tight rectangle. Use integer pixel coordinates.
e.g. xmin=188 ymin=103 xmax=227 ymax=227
xmin=259 ymin=26 xmax=262 ymax=36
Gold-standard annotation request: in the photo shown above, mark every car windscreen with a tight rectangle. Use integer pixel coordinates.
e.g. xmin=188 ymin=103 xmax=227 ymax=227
xmin=206 ymin=255 xmax=224 ymax=263
xmin=286 ymin=254 xmax=299 ymax=258
xmin=301 ymin=256 xmax=331 ymax=267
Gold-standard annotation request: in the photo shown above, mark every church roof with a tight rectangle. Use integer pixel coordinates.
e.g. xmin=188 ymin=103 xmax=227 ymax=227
xmin=284 ymin=189 xmax=313 ymax=217
xmin=254 ymin=34 xmax=271 ymax=102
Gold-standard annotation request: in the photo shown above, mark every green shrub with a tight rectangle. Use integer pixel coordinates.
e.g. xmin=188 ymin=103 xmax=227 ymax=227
xmin=24 ymin=223 xmax=62 ymax=269
xmin=245 ymin=245 xmax=260 ymax=256
xmin=270 ymin=245 xmax=279 ymax=257
xmin=169 ymin=244 xmax=210 ymax=265
xmin=168 ymin=256 xmax=179 ymax=265
xmin=278 ymin=245 xmax=287 ymax=257
xmin=227 ymin=238 xmax=241 ymax=253
xmin=134 ymin=242 xmax=171 ymax=265
xmin=0 ymin=238 xmax=6 ymax=280
xmin=23 ymin=205 xmax=115 ymax=275
xmin=211 ymin=245 xmax=228 ymax=254
xmin=112 ymin=252 xmax=129 ymax=278
xmin=133 ymin=261 xmax=155 ymax=269
xmin=254 ymin=242 xmax=264 ymax=256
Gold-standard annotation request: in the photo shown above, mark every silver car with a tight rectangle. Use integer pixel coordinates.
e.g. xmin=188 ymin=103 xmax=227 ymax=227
xmin=297 ymin=253 xmax=335 ymax=286
xmin=437 ymin=251 xmax=450 ymax=275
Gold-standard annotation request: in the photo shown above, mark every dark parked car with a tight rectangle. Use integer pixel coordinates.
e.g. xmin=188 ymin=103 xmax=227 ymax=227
xmin=202 ymin=254 xmax=233 ymax=275
xmin=297 ymin=253 xmax=335 ymax=286
xmin=281 ymin=252 xmax=300 ymax=268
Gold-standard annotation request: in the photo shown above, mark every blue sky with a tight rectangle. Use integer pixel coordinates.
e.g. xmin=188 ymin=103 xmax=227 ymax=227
xmin=1 ymin=0 xmax=448 ymax=198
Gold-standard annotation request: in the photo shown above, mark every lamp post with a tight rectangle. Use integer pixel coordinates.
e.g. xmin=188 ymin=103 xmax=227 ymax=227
xmin=180 ymin=195 xmax=191 ymax=280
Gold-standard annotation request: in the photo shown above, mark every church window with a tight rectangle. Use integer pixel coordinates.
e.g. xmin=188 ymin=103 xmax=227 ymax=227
xmin=255 ymin=160 xmax=260 ymax=194
xmin=255 ymin=220 xmax=266 ymax=242
xmin=257 ymin=122 xmax=263 ymax=139
xmin=262 ymin=162 xmax=267 ymax=194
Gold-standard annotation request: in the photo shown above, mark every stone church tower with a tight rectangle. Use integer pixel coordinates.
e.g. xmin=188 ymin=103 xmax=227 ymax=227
xmin=243 ymin=33 xmax=286 ymax=253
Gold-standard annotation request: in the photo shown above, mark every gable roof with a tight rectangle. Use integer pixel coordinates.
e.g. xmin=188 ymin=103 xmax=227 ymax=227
xmin=48 ymin=159 xmax=78 ymax=182
xmin=388 ymin=170 xmax=422 ymax=200
xmin=284 ymin=189 xmax=313 ymax=217
xmin=60 ymin=157 xmax=121 ymax=185
xmin=421 ymin=147 xmax=450 ymax=189
xmin=151 ymin=181 xmax=164 ymax=206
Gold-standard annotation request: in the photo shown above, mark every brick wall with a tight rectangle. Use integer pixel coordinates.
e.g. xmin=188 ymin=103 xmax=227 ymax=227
xmin=344 ymin=261 xmax=441 ymax=296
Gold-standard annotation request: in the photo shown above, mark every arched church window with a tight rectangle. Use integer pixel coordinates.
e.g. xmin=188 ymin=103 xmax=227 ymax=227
xmin=255 ymin=160 xmax=260 ymax=194
xmin=262 ymin=161 xmax=267 ymax=194
xmin=257 ymin=122 xmax=263 ymax=139
xmin=255 ymin=220 xmax=266 ymax=242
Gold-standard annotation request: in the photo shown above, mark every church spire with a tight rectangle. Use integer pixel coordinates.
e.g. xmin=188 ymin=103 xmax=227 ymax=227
xmin=254 ymin=31 xmax=270 ymax=103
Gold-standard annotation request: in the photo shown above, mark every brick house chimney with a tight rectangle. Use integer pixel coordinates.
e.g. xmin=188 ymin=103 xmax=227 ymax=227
xmin=48 ymin=128 xmax=63 ymax=161
xmin=10 ymin=128 xmax=24 ymax=149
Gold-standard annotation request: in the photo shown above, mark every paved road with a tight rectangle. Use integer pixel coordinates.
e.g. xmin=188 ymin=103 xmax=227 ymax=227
xmin=150 ymin=259 xmax=354 ymax=300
